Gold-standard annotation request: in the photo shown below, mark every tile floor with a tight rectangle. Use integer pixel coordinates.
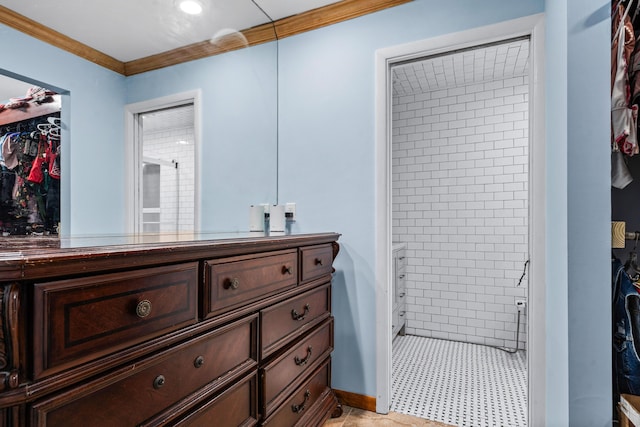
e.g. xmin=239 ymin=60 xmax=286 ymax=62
xmin=324 ymin=405 xmax=453 ymax=427
xmin=391 ymin=335 xmax=527 ymax=427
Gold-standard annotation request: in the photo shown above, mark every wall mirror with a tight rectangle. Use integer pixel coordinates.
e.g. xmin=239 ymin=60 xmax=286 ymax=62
xmin=0 ymin=0 xmax=279 ymax=238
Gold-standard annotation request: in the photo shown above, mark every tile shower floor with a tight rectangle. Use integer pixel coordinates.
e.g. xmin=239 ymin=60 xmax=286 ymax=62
xmin=391 ymin=335 xmax=527 ymax=427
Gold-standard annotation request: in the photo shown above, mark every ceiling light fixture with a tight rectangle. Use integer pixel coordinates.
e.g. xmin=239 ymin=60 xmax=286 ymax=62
xmin=178 ymin=0 xmax=203 ymax=15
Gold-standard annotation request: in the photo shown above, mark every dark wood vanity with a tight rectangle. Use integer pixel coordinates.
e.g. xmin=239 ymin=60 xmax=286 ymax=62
xmin=0 ymin=232 xmax=341 ymax=426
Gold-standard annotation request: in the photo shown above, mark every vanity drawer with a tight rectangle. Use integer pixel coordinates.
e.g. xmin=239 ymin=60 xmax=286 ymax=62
xmin=31 ymin=315 xmax=258 ymax=427
xmin=261 ymin=358 xmax=331 ymax=427
xmin=147 ymin=372 xmax=258 ymax=427
xmin=33 ymin=262 xmax=198 ymax=378
xmin=204 ymin=250 xmax=297 ymax=318
xmin=261 ymin=284 xmax=331 ymax=358
xmin=262 ymin=318 xmax=333 ymax=417
xmin=300 ymin=244 xmax=334 ymax=283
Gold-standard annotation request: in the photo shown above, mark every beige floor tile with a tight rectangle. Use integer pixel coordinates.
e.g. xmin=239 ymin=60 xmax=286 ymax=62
xmin=324 ymin=406 xmax=453 ymax=427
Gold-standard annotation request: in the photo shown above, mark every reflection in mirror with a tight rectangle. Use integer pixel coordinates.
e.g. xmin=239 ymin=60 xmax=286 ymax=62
xmin=124 ymin=0 xmax=279 ymax=235
xmin=0 ymin=0 xmax=279 ymax=238
xmin=0 ymin=73 xmax=61 ymax=236
xmin=139 ymin=103 xmax=195 ymax=233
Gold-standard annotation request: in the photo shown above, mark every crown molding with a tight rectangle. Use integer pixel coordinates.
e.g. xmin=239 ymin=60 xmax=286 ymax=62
xmin=0 ymin=5 xmax=125 ymax=75
xmin=274 ymin=0 xmax=411 ymax=40
xmin=124 ymin=22 xmax=277 ymax=76
xmin=0 ymin=0 xmax=412 ymax=77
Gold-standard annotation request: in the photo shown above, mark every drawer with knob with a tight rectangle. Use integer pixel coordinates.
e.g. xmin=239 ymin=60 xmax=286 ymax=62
xmin=204 ymin=250 xmax=297 ymax=318
xmin=144 ymin=371 xmax=258 ymax=427
xmin=261 ymin=318 xmax=333 ymax=417
xmin=260 ymin=284 xmax=331 ymax=358
xmin=261 ymin=357 xmax=331 ymax=427
xmin=30 ymin=314 xmax=258 ymax=427
xmin=33 ymin=262 xmax=198 ymax=378
xmin=300 ymin=244 xmax=334 ymax=284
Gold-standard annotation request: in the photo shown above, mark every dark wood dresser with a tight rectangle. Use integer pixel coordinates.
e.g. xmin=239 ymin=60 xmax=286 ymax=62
xmin=0 ymin=232 xmax=341 ymax=426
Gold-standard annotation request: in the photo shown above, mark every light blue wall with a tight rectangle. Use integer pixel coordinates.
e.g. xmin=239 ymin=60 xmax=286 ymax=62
xmin=0 ymin=24 xmax=277 ymax=235
xmin=566 ymin=1 xmax=611 ymax=425
xmin=544 ymin=1 xmax=570 ymax=424
xmin=125 ymin=43 xmax=278 ymax=231
xmin=0 ymin=0 xmax=614 ymax=423
xmin=0 ymin=24 xmax=126 ymax=236
xmin=277 ymin=0 xmax=544 ymax=401
xmin=544 ymin=1 xmax=611 ymax=425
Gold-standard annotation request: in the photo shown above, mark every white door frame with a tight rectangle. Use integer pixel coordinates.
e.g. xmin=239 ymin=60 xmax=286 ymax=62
xmin=124 ymin=90 xmax=202 ymax=234
xmin=374 ymin=14 xmax=546 ymax=425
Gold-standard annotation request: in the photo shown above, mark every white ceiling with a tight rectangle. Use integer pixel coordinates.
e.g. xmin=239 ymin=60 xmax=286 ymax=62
xmin=1 ymin=0 xmax=342 ymax=62
xmin=142 ymin=104 xmax=195 ymax=133
xmin=392 ymin=39 xmax=530 ymax=97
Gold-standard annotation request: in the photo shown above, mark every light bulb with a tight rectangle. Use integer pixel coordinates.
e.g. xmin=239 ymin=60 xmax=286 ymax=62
xmin=178 ymin=0 xmax=203 ymax=15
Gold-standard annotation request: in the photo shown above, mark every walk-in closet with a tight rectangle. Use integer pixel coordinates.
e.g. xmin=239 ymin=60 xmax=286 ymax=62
xmin=0 ymin=75 xmax=61 ymax=235
xmin=611 ymin=0 xmax=640 ymax=423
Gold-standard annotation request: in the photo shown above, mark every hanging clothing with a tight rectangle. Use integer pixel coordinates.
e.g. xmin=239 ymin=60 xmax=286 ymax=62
xmin=612 ymin=6 xmax=639 ymax=156
xmin=613 ymin=257 xmax=640 ymax=402
xmin=0 ymin=112 xmax=60 ymax=234
xmin=613 ymin=4 xmax=636 ymax=90
xmin=0 ymin=167 xmax=15 ymax=207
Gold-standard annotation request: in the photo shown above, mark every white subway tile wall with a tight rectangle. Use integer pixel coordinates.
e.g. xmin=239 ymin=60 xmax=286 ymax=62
xmin=143 ymin=115 xmax=195 ymax=232
xmin=392 ymin=73 xmax=529 ymax=350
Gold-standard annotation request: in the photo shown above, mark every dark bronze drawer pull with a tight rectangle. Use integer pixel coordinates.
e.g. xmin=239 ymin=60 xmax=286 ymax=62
xmin=314 ymin=258 xmax=323 ymax=266
xmin=224 ymin=278 xmax=240 ymax=290
xmin=291 ymin=390 xmax=311 ymax=414
xmin=194 ymin=356 xmax=204 ymax=368
xmin=136 ymin=300 xmax=152 ymax=318
xmin=282 ymin=265 xmax=293 ymax=275
xmin=153 ymin=375 xmax=165 ymax=390
xmin=294 ymin=346 xmax=313 ymax=366
xmin=291 ymin=304 xmax=310 ymax=321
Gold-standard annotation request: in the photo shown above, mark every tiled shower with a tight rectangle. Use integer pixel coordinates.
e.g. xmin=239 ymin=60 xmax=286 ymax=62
xmin=141 ymin=104 xmax=195 ymax=232
xmin=390 ymin=39 xmax=530 ymax=426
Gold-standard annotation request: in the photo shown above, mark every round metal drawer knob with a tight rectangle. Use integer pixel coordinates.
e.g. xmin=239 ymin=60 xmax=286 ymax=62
xmin=136 ymin=300 xmax=152 ymax=318
xmin=153 ymin=375 xmax=165 ymax=390
xmin=225 ymin=278 xmax=240 ymax=290
xmin=194 ymin=356 xmax=205 ymax=368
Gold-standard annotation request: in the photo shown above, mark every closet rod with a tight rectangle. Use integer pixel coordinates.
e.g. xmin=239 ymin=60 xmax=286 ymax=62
xmin=626 ymin=231 xmax=640 ymax=240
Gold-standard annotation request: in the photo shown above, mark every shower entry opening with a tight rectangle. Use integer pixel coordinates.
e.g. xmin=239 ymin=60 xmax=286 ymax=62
xmin=375 ymin=14 xmax=545 ymax=427
xmin=134 ymin=103 xmax=196 ymax=234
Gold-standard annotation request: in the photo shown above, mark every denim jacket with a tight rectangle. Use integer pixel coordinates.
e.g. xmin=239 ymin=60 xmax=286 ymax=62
xmin=613 ymin=257 xmax=640 ymax=402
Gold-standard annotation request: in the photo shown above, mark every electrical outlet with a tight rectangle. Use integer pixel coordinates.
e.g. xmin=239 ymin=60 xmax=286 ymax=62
xmin=285 ymin=203 xmax=296 ymax=221
xmin=515 ymin=299 xmax=527 ymax=311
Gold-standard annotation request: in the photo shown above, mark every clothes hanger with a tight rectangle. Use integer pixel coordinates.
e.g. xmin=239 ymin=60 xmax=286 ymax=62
xmin=47 ymin=127 xmax=60 ymax=139
xmin=36 ymin=123 xmax=51 ymax=135
xmin=613 ymin=0 xmax=635 ymax=45
xmin=46 ymin=117 xmax=60 ymax=127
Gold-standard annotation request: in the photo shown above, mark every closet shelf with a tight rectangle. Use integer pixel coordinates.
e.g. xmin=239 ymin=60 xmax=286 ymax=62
xmin=0 ymin=95 xmax=60 ymax=126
